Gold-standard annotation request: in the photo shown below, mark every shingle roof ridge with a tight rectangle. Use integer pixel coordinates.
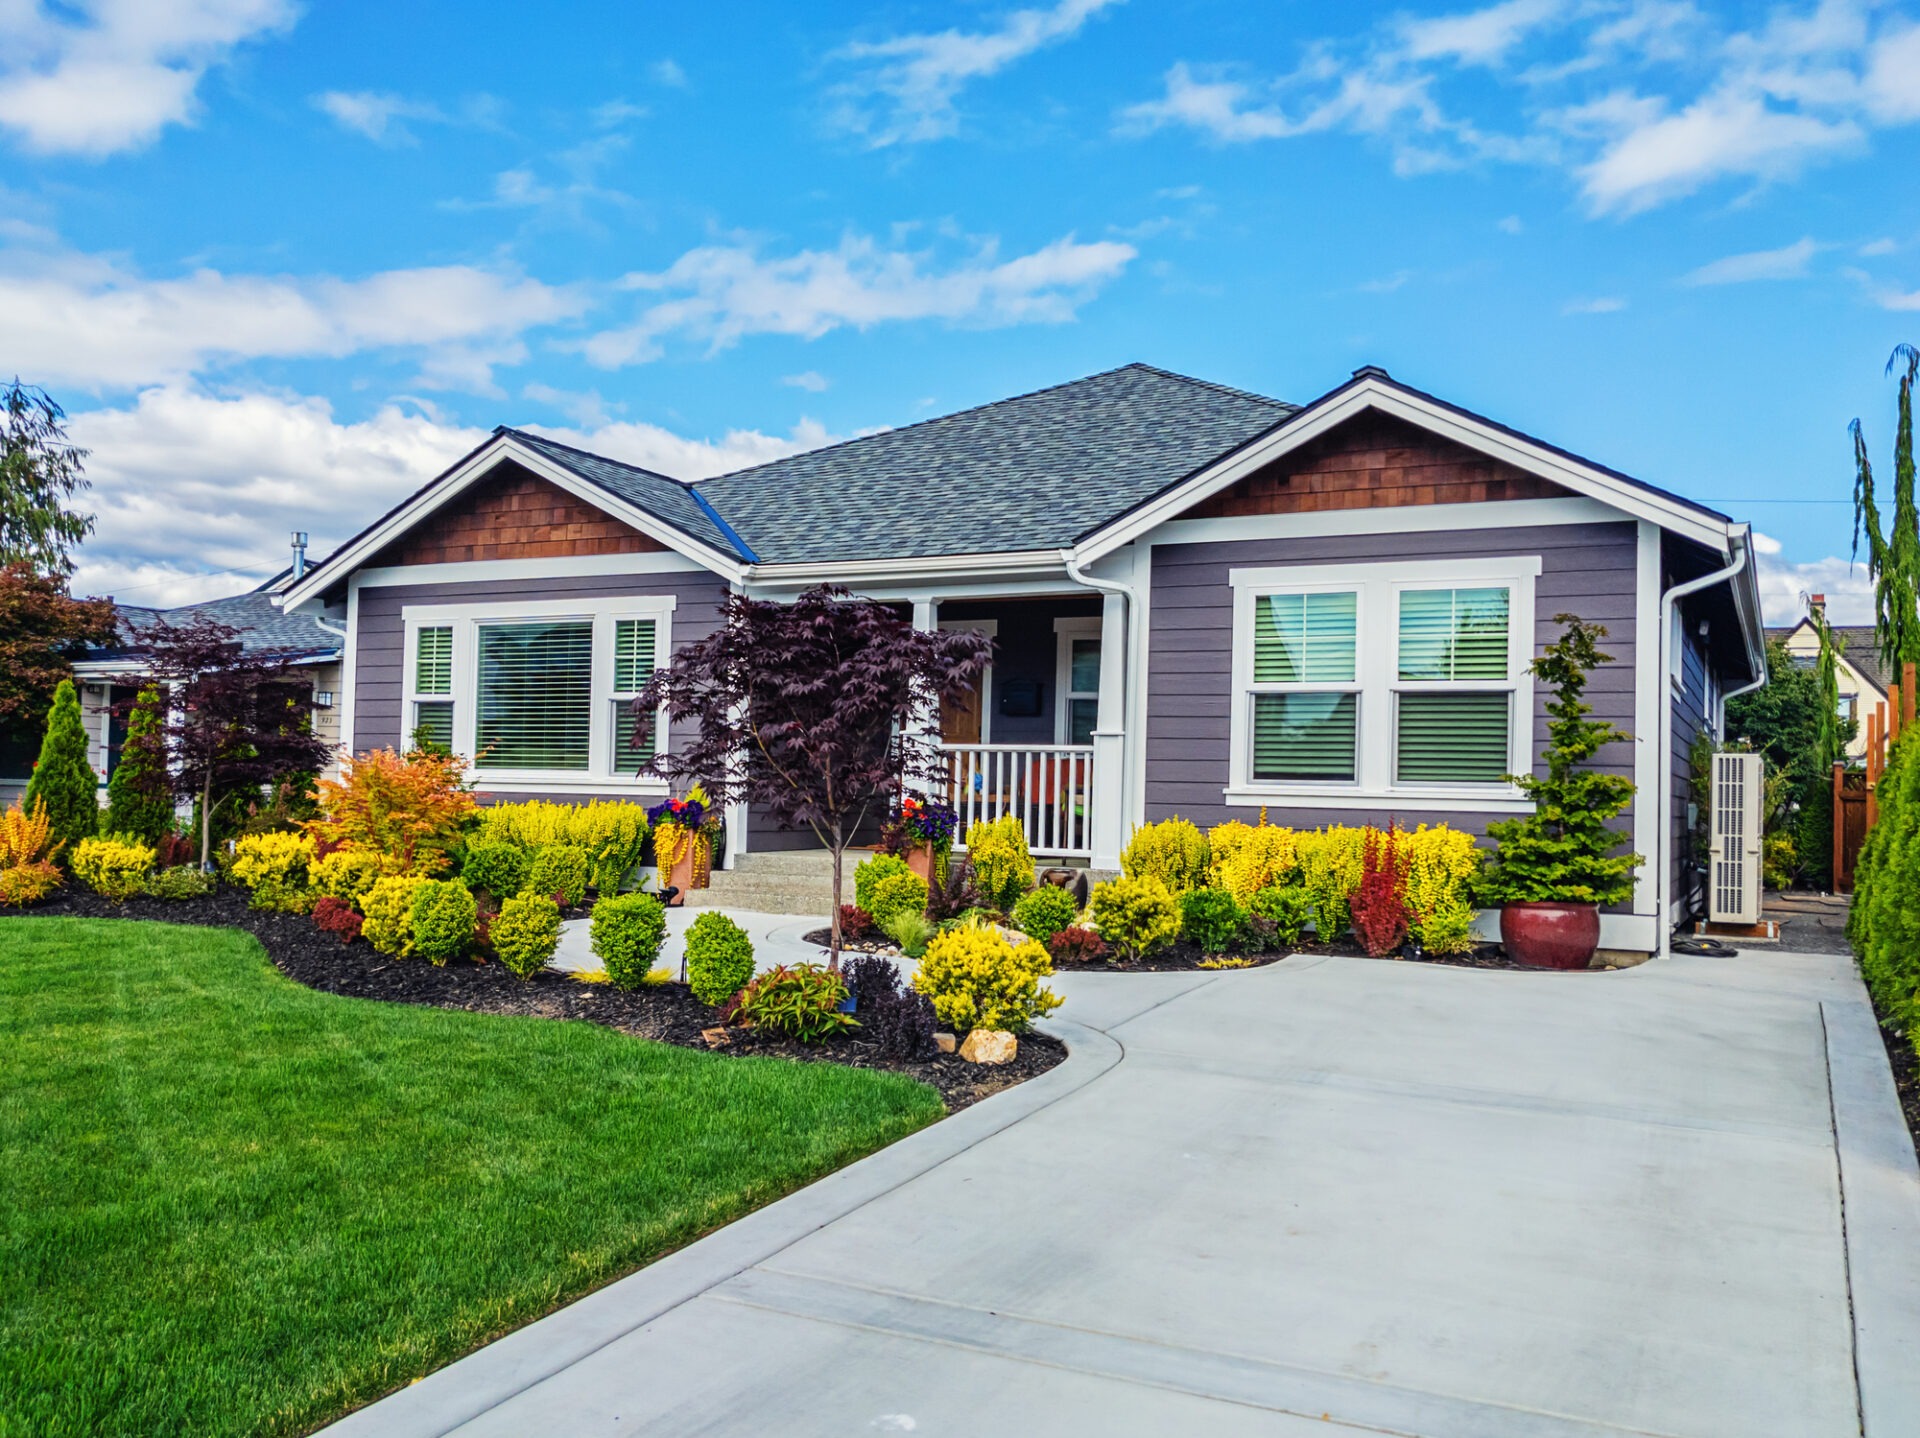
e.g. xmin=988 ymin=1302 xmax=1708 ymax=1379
xmin=696 ymin=362 xmax=1281 ymax=487
xmin=497 ymin=426 xmax=687 ymax=486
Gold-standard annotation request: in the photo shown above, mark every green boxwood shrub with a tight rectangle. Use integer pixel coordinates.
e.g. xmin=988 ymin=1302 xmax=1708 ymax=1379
xmin=142 ymin=865 xmax=214 ymax=901
xmin=685 ymin=911 xmax=756 ymax=1006
xmin=409 ymin=879 xmax=477 ymax=965
xmin=1178 ymin=886 xmax=1245 ymax=954
xmin=525 ymin=844 xmax=590 ymax=905
xmin=854 ymin=853 xmax=911 ymax=914
xmin=492 ymin=892 xmax=562 ymax=979
xmin=1248 ymin=885 xmax=1315 ymax=949
xmin=1088 ymin=874 xmax=1181 ymax=961
xmin=1011 ymin=885 xmax=1078 ymax=947
xmin=591 ymin=892 xmax=668 ymax=990
xmin=462 ymin=840 xmax=529 ymax=898
xmin=866 ymin=869 xmax=929 ymax=927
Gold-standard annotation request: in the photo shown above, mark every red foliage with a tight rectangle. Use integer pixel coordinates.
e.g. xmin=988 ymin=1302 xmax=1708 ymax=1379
xmin=154 ymin=832 xmax=197 ymax=869
xmin=1350 ymin=826 xmax=1411 ymax=957
xmin=312 ymin=895 xmax=363 ymax=946
xmin=1049 ymin=925 xmax=1109 ymax=964
xmin=839 ymin=904 xmax=877 ymax=942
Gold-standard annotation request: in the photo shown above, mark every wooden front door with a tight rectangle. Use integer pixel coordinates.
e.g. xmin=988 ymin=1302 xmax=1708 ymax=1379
xmin=941 ymin=682 xmax=982 ymax=744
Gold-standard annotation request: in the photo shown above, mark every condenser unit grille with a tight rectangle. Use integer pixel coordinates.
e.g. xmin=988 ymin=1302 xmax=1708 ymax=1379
xmin=1708 ymin=751 xmax=1763 ymax=925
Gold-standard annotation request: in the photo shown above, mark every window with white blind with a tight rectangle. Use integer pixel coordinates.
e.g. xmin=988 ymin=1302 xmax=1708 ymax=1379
xmin=400 ymin=596 xmax=674 ymax=790
xmin=1228 ymin=557 xmax=1539 ymax=811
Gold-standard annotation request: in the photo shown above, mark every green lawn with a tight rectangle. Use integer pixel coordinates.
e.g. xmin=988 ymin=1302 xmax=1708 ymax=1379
xmin=0 ymin=917 xmax=944 ymax=1438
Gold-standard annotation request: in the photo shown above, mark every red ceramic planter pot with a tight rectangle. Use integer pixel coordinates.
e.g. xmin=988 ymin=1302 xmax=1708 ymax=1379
xmin=1499 ymin=902 xmax=1600 ymax=970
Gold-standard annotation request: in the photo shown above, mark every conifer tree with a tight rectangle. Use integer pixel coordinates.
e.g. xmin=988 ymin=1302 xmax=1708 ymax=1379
xmin=22 ymin=678 xmax=97 ymax=855
xmin=105 ymin=686 xmax=173 ymax=845
xmin=1853 ymin=344 xmax=1920 ymax=671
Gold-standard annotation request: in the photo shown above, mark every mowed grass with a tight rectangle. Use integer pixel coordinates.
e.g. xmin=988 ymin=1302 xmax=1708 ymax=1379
xmin=0 ymin=917 xmax=944 ymax=1438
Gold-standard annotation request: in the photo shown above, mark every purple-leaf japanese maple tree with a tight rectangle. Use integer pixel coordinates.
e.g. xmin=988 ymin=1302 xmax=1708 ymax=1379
xmin=634 ymin=585 xmax=992 ymax=967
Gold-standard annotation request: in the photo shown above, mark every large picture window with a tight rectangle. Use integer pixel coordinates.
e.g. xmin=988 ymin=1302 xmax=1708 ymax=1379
xmin=1227 ymin=557 xmax=1538 ymax=811
xmin=401 ymin=596 xmax=673 ymax=790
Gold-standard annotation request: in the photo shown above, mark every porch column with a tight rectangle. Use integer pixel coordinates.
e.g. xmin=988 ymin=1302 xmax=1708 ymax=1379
xmin=1090 ymin=589 xmax=1128 ymax=871
xmin=909 ymin=596 xmax=939 ymax=799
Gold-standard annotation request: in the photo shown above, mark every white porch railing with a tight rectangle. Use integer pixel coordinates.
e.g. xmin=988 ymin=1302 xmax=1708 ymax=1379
xmin=941 ymin=743 xmax=1095 ymax=859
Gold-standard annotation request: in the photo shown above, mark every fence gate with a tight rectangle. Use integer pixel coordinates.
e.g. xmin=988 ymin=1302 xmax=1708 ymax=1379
xmin=1709 ymin=751 xmax=1764 ymax=924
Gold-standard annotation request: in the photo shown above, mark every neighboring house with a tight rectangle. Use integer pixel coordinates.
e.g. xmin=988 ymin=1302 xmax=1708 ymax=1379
xmin=1768 ymin=596 xmax=1885 ymax=761
xmin=279 ymin=363 xmax=1765 ymax=957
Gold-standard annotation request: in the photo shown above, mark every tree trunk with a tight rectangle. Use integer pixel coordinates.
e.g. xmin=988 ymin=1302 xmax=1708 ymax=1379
xmin=828 ymin=821 xmax=844 ymax=973
xmin=199 ymin=766 xmax=213 ymax=871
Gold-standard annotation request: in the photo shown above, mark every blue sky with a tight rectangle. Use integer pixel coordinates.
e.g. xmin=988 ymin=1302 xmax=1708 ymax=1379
xmin=3 ymin=0 xmax=1919 ymax=620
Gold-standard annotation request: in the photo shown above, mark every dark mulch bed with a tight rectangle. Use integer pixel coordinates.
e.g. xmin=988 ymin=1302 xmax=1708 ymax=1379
xmin=16 ymin=889 xmax=1063 ymax=1113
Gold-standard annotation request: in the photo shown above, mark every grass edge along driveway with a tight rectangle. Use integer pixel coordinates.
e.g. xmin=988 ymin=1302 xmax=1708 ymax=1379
xmin=0 ymin=916 xmax=944 ymax=1438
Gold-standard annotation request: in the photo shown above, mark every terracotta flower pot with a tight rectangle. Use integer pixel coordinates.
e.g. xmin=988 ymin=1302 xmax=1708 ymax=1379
xmin=904 ymin=842 xmax=936 ymax=883
xmin=661 ymin=834 xmax=710 ymax=907
xmin=1500 ymin=902 xmax=1600 ymax=970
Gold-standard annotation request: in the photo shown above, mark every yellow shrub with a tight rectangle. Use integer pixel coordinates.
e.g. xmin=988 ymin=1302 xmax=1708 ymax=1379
xmin=70 ymin=835 xmax=155 ymax=901
xmin=1087 ymin=874 xmax=1182 ymax=960
xmin=1295 ymin=826 xmax=1369 ymax=937
xmin=912 ymin=918 xmax=1063 ymax=1033
xmin=0 ymin=799 xmax=61 ymax=868
xmin=964 ymin=815 xmax=1034 ymax=910
xmin=362 ymin=875 xmax=429 ymax=957
xmin=474 ymin=799 xmax=650 ymax=891
xmin=230 ymin=831 xmax=315 ymax=892
xmin=1121 ymin=817 xmax=1210 ymax=894
xmin=310 ymin=847 xmax=388 ymax=903
xmin=1402 ymin=825 xmax=1483 ymax=954
xmin=1207 ymin=818 xmax=1299 ymax=902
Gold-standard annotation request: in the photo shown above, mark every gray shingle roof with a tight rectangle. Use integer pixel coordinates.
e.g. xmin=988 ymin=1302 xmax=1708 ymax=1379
xmin=693 ymin=363 xmax=1296 ymax=564
xmin=1767 ymin=620 xmax=1890 ymax=693
xmin=102 ymin=585 xmax=342 ymax=663
xmin=503 ymin=428 xmax=749 ymax=559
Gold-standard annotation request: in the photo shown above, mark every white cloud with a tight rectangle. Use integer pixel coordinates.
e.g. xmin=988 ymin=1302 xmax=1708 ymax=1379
xmin=63 ymin=385 xmax=843 ymax=605
xmin=781 ymin=370 xmax=830 ymax=392
xmin=1119 ymin=0 xmax=1920 ymax=217
xmin=0 ymin=0 xmax=298 ymax=157
xmin=583 ymin=231 xmax=1136 ymax=367
xmin=827 ymin=0 xmax=1123 ymax=147
xmin=649 ymin=59 xmax=689 ymax=89
xmin=1753 ymin=538 xmax=1874 ymax=625
xmin=313 ymin=90 xmax=444 ymax=144
xmin=1859 ymin=237 xmax=1898 ymax=256
xmin=0 ymin=244 xmax=587 ymax=391
xmin=1498 ymin=213 xmax=1525 ymax=233
xmin=1681 ymin=236 xmax=1819 ymax=285
xmin=1562 ymin=295 xmax=1627 ymax=313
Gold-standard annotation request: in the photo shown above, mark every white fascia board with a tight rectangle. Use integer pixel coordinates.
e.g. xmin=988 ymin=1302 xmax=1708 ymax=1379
xmin=1073 ymin=378 xmax=1735 ymax=564
xmin=352 ymin=550 xmax=710 ymax=591
xmin=1151 ymin=496 xmax=1622 ymax=547
xmin=280 ymin=435 xmax=744 ymax=612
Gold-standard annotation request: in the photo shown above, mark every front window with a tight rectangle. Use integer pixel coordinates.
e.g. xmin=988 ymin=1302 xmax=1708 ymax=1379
xmin=1249 ymin=591 xmax=1358 ymax=782
xmin=1067 ymin=637 xmax=1100 ymax=744
xmin=610 ymin=617 xmax=658 ymax=774
xmin=477 ymin=621 xmax=593 ymax=769
xmin=1393 ymin=587 xmax=1511 ymax=784
xmin=411 ymin=625 xmax=454 ymax=750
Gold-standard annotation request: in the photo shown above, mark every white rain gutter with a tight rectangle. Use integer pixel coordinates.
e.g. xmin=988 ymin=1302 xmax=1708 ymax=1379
xmin=1654 ymin=528 xmax=1756 ymax=958
xmin=1063 ymin=548 xmax=1143 ymax=861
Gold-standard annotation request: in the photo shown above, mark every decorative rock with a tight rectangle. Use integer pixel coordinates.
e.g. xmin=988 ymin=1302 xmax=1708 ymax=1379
xmin=700 ymin=1026 xmax=732 ymax=1048
xmin=959 ymin=1029 xmax=1017 ymax=1065
xmin=934 ymin=1031 xmax=957 ymax=1054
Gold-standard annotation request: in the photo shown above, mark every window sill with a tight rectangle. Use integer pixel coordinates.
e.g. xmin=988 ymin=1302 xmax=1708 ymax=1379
xmin=468 ymin=771 xmax=669 ymax=796
xmin=1222 ymin=785 xmax=1535 ymax=814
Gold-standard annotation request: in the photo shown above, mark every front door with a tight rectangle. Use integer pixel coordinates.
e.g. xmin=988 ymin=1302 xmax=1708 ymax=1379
xmin=937 ymin=619 xmax=996 ymax=745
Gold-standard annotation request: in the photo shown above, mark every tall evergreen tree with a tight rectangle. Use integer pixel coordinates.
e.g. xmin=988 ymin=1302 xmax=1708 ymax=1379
xmin=0 ymin=382 xmax=94 ymax=578
xmin=105 ymin=687 xmax=174 ymax=845
xmin=22 ymin=678 xmax=97 ymax=855
xmin=1852 ymin=343 xmax=1920 ymax=671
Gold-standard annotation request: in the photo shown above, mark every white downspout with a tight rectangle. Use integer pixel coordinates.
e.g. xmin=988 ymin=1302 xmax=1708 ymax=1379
xmin=1064 ymin=548 xmax=1141 ymax=870
xmin=1655 ymin=530 xmax=1755 ymax=957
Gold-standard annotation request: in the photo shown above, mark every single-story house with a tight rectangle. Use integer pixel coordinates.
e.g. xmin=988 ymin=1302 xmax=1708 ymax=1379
xmin=277 ymin=363 xmax=1765 ymax=958
xmin=1769 ymin=596 xmax=1885 ymax=761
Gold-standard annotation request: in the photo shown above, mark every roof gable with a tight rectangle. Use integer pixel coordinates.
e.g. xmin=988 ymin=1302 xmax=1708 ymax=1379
xmin=368 ymin=463 xmax=667 ymax=565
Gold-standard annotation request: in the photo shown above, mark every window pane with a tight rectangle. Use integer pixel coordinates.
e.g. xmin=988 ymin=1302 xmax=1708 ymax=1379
xmin=613 ymin=618 xmax=656 ymax=694
xmin=612 ymin=697 xmax=656 ymax=775
xmin=476 ymin=621 xmax=592 ymax=770
xmin=1068 ymin=696 xmax=1098 ymax=745
xmin=415 ymin=626 xmax=453 ymax=695
xmin=1069 ymin=638 xmax=1100 ymax=694
xmin=1396 ymin=692 xmax=1510 ymax=783
xmin=1398 ymin=588 xmax=1509 ymax=681
xmin=1254 ymin=592 xmax=1356 ymax=684
xmin=1252 ymin=692 xmax=1357 ymax=782
xmin=412 ymin=700 xmax=453 ymax=751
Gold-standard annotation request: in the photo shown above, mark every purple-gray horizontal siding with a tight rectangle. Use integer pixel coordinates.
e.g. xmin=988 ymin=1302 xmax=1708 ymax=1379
xmin=1144 ymin=521 xmax=1640 ymax=841
xmin=351 ymin=570 xmax=729 ymax=798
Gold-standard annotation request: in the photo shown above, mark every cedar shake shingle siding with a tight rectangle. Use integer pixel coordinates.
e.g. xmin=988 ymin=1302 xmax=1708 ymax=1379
xmin=371 ymin=465 xmax=667 ymax=566
xmin=1144 ymin=521 xmax=1640 ymax=839
xmin=351 ymin=570 xmax=729 ymax=770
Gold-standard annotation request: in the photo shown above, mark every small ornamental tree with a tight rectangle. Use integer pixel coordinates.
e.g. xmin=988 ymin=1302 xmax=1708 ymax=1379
xmin=309 ymin=747 xmax=475 ymax=875
xmin=1479 ymin=616 xmax=1642 ymax=908
xmin=104 ymin=686 xmax=173 ymax=845
xmin=0 ymin=561 xmax=114 ymax=761
xmin=22 ymin=678 xmax=96 ymax=855
xmin=634 ymin=585 xmax=992 ymax=967
xmin=126 ymin=614 xmax=335 ymax=868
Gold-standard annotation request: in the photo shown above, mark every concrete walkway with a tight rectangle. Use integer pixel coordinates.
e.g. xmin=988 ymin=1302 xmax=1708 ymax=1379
xmin=325 ymin=949 xmax=1920 ymax=1438
xmin=551 ymin=907 xmax=831 ymax=978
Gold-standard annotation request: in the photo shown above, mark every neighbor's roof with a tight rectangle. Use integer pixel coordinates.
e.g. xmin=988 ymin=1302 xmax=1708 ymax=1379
xmin=500 ymin=428 xmax=751 ymax=559
xmin=694 ymin=363 xmax=1298 ymax=564
xmin=91 ymin=579 xmax=342 ymax=666
xmin=1767 ymin=619 xmax=1891 ymax=693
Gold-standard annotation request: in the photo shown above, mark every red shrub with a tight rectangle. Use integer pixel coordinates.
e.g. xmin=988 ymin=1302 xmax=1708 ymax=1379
xmin=1049 ymin=925 xmax=1109 ymax=964
xmin=312 ymin=895 xmax=363 ymax=946
xmin=1349 ymin=826 xmax=1410 ymax=957
xmin=839 ymin=904 xmax=877 ymax=942
xmin=155 ymin=832 xmax=196 ymax=869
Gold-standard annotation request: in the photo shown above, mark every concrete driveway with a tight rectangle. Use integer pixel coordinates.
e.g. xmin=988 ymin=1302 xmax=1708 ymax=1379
xmin=327 ymin=949 xmax=1920 ymax=1438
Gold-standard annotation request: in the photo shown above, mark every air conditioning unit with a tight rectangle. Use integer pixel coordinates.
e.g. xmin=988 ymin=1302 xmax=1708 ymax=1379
xmin=1708 ymin=751 xmax=1763 ymax=925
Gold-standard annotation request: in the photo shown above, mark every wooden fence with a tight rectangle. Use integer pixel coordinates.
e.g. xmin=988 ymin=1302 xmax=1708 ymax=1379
xmin=1837 ymin=659 xmax=1918 ymax=889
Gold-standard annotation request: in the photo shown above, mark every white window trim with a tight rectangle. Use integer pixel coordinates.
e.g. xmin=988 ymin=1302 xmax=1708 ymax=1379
xmin=402 ymin=595 xmax=675 ymax=793
xmin=1053 ymin=616 xmax=1102 ymax=745
xmin=1225 ymin=556 xmax=1540 ymax=811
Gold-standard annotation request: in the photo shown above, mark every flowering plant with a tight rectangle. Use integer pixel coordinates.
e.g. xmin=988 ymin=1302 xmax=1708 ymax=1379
xmin=896 ymin=797 xmax=958 ymax=846
xmin=647 ymin=782 xmax=722 ymax=838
